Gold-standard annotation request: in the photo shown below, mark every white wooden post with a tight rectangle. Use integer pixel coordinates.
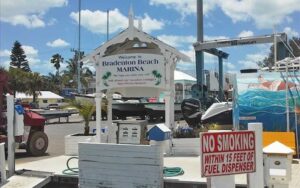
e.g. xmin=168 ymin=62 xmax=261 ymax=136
xmin=95 ymin=92 xmax=102 ymax=143
xmin=248 ymin=122 xmax=264 ymax=188
xmin=6 ymin=94 xmax=15 ymax=177
xmin=107 ymin=92 xmax=112 ymax=125
xmin=0 ymin=143 xmax=6 ymax=184
xmin=164 ymin=91 xmax=172 ymax=128
xmin=106 ymin=92 xmax=113 ymax=143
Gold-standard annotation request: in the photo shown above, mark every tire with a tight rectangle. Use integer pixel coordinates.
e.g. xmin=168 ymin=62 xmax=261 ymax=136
xmin=26 ymin=131 xmax=48 ymax=156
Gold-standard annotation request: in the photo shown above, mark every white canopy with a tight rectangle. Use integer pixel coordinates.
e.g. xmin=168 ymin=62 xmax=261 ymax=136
xmin=174 ymin=70 xmax=196 ymax=81
xmin=16 ymin=91 xmax=63 ymax=99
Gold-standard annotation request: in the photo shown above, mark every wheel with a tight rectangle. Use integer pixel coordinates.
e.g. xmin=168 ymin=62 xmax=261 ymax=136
xmin=26 ymin=131 xmax=48 ymax=156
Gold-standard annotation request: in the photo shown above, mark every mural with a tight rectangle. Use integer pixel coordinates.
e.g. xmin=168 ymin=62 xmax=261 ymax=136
xmin=235 ymin=72 xmax=300 ymax=132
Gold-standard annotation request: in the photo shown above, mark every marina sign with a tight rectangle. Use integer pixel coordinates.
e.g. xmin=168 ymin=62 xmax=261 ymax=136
xmin=200 ymin=131 xmax=256 ymax=177
xmin=97 ymin=53 xmax=165 ymax=89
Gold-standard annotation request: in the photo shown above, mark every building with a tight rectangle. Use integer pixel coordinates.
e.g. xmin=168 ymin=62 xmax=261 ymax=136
xmin=16 ymin=91 xmax=66 ymax=109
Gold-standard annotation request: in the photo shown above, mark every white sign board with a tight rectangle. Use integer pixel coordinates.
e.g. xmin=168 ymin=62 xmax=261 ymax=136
xmin=200 ymin=131 xmax=256 ymax=177
xmin=98 ymin=53 xmax=165 ymax=89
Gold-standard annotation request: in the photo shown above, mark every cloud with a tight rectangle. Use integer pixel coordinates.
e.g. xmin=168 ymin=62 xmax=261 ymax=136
xmin=70 ymin=9 xmax=127 ymax=35
xmin=238 ymin=30 xmax=254 ymax=38
xmin=157 ymin=35 xmax=196 ymax=48
xmin=217 ymin=0 xmax=300 ymax=29
xmin=149 ymin=0 xmax=218 ymax=17
xmin=238 ymin=46 xmax=269 ymax=69
xmin=70 ymin=9 xmax=164 ymax=35
xmin=0 ymin=50 xmax=11 ymax=57
xmin=0 ymin=60 xmax=10 ymax=69
xmin=181 ymin=46 xmax=195 ymax=62
xmin=22 ymin=45 xmax=38 ymax=58
xmin=0 ymin=0 xmax=67 ymax=28
xmin=137 ymin=13 xmax=164 ymax=33
xmin=224 ymin=62 xmax=236 ymax=70
xmin=46 ymin=38 xmax=70 ymax=48
xmin=283 ymin=27 xmax=299 ymax=37
xmin=47 ymin=18 xmax=57 ymax=26
xmin=149 ymin=0 xmax=300 ymax=29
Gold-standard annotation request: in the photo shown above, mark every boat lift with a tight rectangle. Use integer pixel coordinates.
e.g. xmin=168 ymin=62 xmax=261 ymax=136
xmin=194 ymin=33 xmax=288 ymax=101
xmin=194 ymin=0 xmax=288 ymax=103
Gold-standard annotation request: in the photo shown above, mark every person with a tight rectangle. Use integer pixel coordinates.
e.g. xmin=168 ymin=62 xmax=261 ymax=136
xmin=248 ymin=74 xmax=296 ymax=91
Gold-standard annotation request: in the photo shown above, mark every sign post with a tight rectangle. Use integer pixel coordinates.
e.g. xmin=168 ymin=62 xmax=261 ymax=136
xmin=200 ymin=131 xmax=256 ymax=183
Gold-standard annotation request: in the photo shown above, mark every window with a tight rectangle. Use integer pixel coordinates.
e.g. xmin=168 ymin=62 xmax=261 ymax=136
xmin=43 ymin=100 xmax=48 ymax=103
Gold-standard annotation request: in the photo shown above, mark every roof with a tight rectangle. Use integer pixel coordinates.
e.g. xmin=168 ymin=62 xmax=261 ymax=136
xmin=174 ymin=70 xmax=196 ymax=81
xmin=263 ymin=141 xmax=294 ymax=154
xmin=151 ymin=123 xmax=171 ymax=133
xmin=16 ymin=91 xmax=64 ymax=99
xmin=82 ymin=10 xmax=190 ymax=64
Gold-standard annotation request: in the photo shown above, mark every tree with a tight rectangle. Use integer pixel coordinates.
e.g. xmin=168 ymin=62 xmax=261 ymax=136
xmin=68 ymin=99 xmax=95 ymax=135
xmin=50 ymin=53 xmax=63 ymax=76
xmin=25 ymin=72 xmax=43 ymax=105
xmin=50 ymin=53 xmax=64 ymax=93
xmin=62 ymin=50 xmax=92 ymax=92
xmin=10 ymin=41 xmax=31 ymax=72
xmin=257 ymin=37 xmax=300 ymax=69
xmin=8 ymin=67 xmax=27 ymax=96
xmin=40 ymin=73 xmax=60 ymax=93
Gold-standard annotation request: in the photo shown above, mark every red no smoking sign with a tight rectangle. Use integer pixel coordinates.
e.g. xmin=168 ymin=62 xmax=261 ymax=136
xmin=200 ymin=131 xmax=256 ymax=177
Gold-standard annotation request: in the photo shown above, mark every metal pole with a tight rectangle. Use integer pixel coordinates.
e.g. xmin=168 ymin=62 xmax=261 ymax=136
xmin=274 ymin=27 xmax=277 ymax=71
xmin=218 ymin=56 xmax=223 ymax=101
xmin=286 ymin=67 xmax=290 ymax=132
xmin=77 ymin=0 xmax=82 ymax=94
xmin=197 ymin=0 xmax=203 ymax=42
xmin=107 ymin=10 xmax=109 ymax=41
xmin=294 ymin=97 xmax=299 ymax=158
xmin=196 ymin=0 xmax=205 ymax=99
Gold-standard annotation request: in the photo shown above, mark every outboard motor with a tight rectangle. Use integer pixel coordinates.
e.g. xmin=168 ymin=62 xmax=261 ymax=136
xmin=181 ymin=98 xmax=202 ymax=127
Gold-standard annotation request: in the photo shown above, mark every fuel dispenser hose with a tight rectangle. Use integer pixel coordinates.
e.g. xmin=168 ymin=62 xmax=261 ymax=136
xmin=62 ymin=157 xmax=184 ymax=177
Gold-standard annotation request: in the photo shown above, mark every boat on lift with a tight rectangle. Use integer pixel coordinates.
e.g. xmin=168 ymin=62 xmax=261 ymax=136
xmin=201 ymin=100 xmax=233 ymax=127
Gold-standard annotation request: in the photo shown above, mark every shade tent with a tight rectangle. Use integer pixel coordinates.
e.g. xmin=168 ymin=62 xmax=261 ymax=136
xmin=174 ymin=70 xmax=196 ymax=102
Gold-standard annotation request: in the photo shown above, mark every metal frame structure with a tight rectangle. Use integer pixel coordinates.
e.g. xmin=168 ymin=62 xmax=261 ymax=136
xmin=195 ymin=0 xmax=288 ymax=102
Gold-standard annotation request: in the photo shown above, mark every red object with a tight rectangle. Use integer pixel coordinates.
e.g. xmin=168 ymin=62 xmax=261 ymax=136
xmin=200 ymin=131 xmax=256 ymax=177
xmin=148 ymin=97 xmax=157 ymax=103
xmin=24 ymin=111 xmax=46 ymax=126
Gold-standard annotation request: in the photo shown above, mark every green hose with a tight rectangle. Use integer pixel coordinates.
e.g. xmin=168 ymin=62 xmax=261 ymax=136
xmin=163 ymin=167 xmax=184 ymax=177
xmin=62 ymin=157 xmax=79 ymax=175
xmin=62 ymin=157 xmax=184 ymax=177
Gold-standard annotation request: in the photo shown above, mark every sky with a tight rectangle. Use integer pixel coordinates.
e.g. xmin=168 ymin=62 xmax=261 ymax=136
xmin=0 ymin=0 xmax=300 ymax=77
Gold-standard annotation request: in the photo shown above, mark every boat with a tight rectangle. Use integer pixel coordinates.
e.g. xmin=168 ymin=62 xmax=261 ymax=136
xmin=201 ymin=101 xmax=233 ymax=127
xmin=75 ymin=94 xmax=181 ymax=122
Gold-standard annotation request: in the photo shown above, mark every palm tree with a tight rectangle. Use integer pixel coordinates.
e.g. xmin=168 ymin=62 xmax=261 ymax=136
xmin=63 ymin=57 xmax=93 ymax=92
xmin=63 ymin=58 xmax=78 ymax=89
xmin=50 ymin=54 xmax=63 ymax=74
xmin=69 ymin=100 xmax=96 ymax=135
xmin=25 ymin=72 xmax=43 ymax=105
xmin=41 ymin=73 xmax=60 ymax=93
